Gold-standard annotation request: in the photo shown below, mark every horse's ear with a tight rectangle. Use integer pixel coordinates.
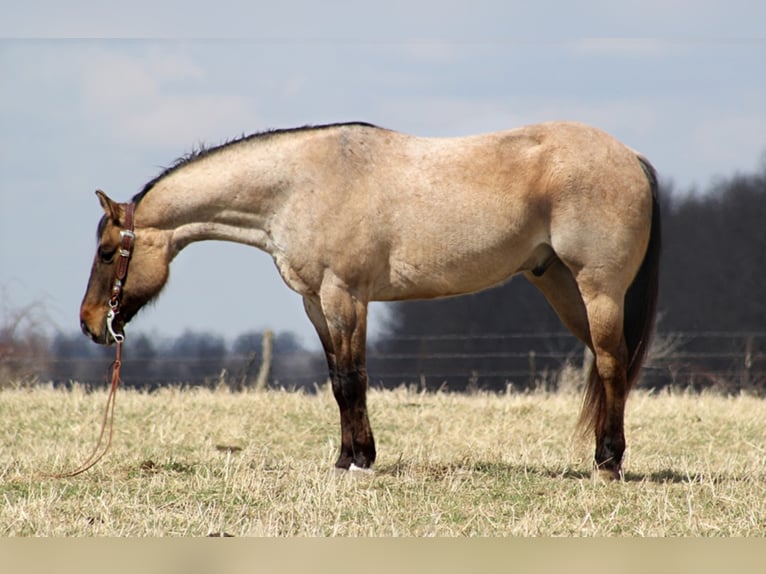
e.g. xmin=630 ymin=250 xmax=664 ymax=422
xmin=95 ymin=189 xmax=121 ymax=222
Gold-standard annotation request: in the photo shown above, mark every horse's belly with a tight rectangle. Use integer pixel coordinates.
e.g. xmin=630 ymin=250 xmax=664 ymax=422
xmin=376 ymin=241 xmax=533 ymax=301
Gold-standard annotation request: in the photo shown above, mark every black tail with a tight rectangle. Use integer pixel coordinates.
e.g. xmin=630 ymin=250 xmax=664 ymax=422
xmin=579 ymin=156 xmax=661 ymax=435
xmin=624 ymin=156 xmax=661 ymax=386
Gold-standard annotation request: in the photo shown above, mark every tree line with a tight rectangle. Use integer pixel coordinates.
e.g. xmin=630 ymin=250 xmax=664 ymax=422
xmin=2 ymin=159 xmax=765 ymax=392
xmin=43 ymin=329 xmax=323 ymax=390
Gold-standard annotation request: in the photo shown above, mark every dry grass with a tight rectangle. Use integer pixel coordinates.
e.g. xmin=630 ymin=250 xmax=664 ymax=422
xmin=1 ymin=383 xmax=765 ymax=536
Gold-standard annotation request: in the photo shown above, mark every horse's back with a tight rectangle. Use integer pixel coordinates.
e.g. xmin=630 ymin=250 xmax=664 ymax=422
xmin=372 ymin=120 xmax=649 ymax=218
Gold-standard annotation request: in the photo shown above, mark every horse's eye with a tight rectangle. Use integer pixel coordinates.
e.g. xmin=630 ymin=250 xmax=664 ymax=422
xmin=99 ymin=246 xmax=117 ymax=263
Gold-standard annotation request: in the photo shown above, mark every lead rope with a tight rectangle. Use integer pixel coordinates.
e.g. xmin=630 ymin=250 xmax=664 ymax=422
xmin=46 ymin=342 xmax=123 ymax=478
xmin=45 ymin=201 xmax=135 ymax=479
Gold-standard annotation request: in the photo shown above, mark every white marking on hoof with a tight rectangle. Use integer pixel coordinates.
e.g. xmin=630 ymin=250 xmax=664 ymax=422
xmin=349 ymin=463 xmax=375 ymax=475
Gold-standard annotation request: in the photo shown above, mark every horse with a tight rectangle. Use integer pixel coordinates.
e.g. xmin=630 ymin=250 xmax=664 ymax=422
xmin=80 ymin=120 xmax=661 ymax=480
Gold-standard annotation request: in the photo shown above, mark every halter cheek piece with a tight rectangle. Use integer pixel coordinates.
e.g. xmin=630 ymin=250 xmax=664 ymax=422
xmin=105 ymin=202 xmax=136 ymax=343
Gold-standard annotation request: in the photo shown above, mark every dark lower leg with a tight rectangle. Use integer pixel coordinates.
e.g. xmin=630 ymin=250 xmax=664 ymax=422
xmin=332 ymin=369 xmax=376 ymax=469
xmin=593 ymin=375 xmax=628 ymax=479
xmin=595 ymin=422 xmax=626 ymax=477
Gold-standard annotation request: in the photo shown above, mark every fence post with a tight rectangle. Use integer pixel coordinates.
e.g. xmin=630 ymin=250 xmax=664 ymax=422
xmin=254 ymin=330 xmax=274 ymax=391
xmin=743 ymin=335 xmax=753 ymax=388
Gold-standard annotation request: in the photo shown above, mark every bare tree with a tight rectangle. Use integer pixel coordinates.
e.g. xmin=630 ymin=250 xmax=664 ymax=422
xmin=0 ymin=291 xmax=50 ymax=386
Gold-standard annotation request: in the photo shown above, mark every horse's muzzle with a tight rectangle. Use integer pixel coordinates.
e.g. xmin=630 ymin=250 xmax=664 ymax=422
xmin=81 ymin=319 xmax=100 ymax=343
xmin=80 ymin=317 xmax=113 ymax=345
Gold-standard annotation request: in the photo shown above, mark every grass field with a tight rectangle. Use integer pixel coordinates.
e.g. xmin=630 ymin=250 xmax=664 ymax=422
xmin=1 ymin=383 xmax=765 ymax=536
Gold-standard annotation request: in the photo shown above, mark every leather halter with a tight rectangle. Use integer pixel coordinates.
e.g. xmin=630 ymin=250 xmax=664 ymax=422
xmin=106 ymin=202 xmax=136 ymax=343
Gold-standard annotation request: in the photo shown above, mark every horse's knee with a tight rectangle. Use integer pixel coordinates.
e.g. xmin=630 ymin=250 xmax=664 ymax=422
xmin=331 ymin=368 xmax=368 ymax=406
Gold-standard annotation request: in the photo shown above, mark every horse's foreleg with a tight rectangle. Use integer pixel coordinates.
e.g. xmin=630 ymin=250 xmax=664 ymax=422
xmin=302 ymin=289 xmax=375 ymax=470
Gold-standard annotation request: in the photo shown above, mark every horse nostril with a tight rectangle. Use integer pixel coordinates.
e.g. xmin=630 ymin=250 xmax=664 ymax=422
xmin=81 ymin=320 xmax=95 ymax=340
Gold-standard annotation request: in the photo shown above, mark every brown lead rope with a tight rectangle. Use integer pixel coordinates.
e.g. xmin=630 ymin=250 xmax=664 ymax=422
xmin=45 ymin=202 xmax=135 ymax=479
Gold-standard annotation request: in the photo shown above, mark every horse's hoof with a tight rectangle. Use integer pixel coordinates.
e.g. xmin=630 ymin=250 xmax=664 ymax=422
xmin=332 ymin=463 xmax=375 ymax=480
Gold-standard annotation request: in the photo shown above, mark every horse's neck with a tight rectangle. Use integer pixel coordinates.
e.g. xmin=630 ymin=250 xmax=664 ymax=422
xmin=136 ymin=144 xmax=293 ymax=256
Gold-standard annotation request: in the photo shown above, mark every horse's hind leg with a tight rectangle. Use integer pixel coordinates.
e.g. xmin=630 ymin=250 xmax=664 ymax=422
xmin=527 ymin=257 xmax=628 ymax=479
xmin=524 ymin=257 xmax=592 ymax=348
xmin=302 ymin=285 xmax=375 ymax=470
xmin=577 ymin=281 xmax=630 ymax=481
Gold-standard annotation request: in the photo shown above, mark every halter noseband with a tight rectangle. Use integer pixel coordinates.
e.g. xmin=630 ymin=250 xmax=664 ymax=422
xmin=105 ymin=202 xmax=136 ymax=343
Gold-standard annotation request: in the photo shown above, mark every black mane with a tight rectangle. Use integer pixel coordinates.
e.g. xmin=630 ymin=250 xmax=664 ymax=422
xmin=131 ymin=121 xmax=380 ymax=204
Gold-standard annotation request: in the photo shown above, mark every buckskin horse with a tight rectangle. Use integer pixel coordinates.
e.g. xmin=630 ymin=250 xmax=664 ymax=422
xmin=80 ymin=121 xmax=660 ymax=480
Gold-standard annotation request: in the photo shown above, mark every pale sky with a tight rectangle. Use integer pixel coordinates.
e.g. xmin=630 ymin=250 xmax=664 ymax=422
xmin=1 ymin=1 xmax=764 ymax=349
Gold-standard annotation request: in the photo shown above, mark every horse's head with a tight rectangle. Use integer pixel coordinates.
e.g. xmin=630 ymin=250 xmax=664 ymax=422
xmin=80 ymin=190 xmax=170 ymax=345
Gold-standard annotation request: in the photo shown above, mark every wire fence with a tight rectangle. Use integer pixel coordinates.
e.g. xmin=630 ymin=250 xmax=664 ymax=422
xmin=4 ymin=331 xmax=766 ymax=394
xmin=369 ymin=331 xmax=766 ymax=393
